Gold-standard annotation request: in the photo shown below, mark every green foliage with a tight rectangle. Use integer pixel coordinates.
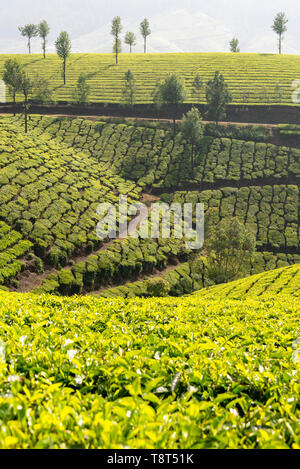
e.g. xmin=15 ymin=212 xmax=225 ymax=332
xmin=272 ymin=12 xmax=288 ymax=54
xmin=0 ymin=221 xmax=32 ymax=286
xmin=2 ymin=59 xmax=23 ymax=112
xmin=181 ymin=107 xmax=204 ymax=170
xmin=191 ymin=74 xmax=203 ymax=102
xmin=153 ymin=74 xmax=187 ymax=107
xmin=72 ymin=74 xmax=90 ymax=104
xmin=122 ymin=69 xmax=137 ymax=106
xmin=0 ymin=281 xmax=299 ymax=448
xmin=278 ymin=124 xmax=300 ymax=138
xmin=55 ymin=31 xmax=71 ymax=85
xmin=0 ymin=118 xmax=141 ymax=280
xmin=206 ymin=71 xmax=232 ymax=124
xmin=0 ymin=114 xmax=299 ymax=301
xmin=18 ymin=24 xmax=38 ymax=54
xmin=204 ymin=216 xmax=256 ymax=284
xmin=111 ymin=16 xmax=122 ymax=64
xmin=124 ymin=32 xmax=136 ymax=53
xmin=0 ymin=53 xmax=299 ymax=105
xmin=229 ymin=38 xmax=240 ymax=53
xmin=140 ymin=18 xmax=151 ymax=53
xmin=38 ymin=20 xmax=50 ymax=58
xmin=153 ymin=74 xmax=187 ymax=132
xmin=195 ymin=262 xmax=300 ymax=300
xmin=146 ymin=277 xmax=170 ymax=297
xmin=32 ymin=76 xmax=54 ymax=104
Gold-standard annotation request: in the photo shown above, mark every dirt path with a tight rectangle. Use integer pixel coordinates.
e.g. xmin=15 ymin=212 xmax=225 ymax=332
xmin=29 ymin=114 xmax=280 ymax=130
xmin=15 ymin=193 xmax=160 ymax=293
xmin=87 ymin=259 xmax=181 ymax=296
xmin=0 ymin=113 xmax=278 ymax=130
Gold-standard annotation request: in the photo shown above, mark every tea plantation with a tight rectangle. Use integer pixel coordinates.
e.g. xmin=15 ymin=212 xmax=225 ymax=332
xmin=0 ymin=103 xmax=300 ymax=449
xmin=25 ymin=115 xmax=300 ymax=189
xmin=0 ymin=52 xmax=299 ymax=104
xmin=0 ymin=114 xmax=299 ymax=297
xmin=0 ymin=265 xmax=299 ymax=448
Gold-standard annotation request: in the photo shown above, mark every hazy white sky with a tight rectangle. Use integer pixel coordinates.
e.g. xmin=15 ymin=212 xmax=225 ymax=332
xmin=1 ymin=0 xmax=299 ymax=53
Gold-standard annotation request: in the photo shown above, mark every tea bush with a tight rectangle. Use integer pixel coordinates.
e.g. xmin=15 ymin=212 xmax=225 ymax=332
xmin=0 ymin=267 xmax=299 ymax=448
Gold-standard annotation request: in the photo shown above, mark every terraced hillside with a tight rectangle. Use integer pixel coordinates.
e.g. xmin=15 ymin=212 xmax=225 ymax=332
xmin=0 ymin=265 xmax=299 ymax=448
xmin=21 ymin=115 xmax=300 ymax=189
xmin=0 ymin=114 xmax=299 ymax=296
xmin=0 ymin=52 xmax=299 ymax=104
xmin=195 ymin=262 xmax=300 ymax=300
xmin=0 ymin=120 xmax=144 ymax=289
xmin=0 ymin=118 xmax=192 ymax=294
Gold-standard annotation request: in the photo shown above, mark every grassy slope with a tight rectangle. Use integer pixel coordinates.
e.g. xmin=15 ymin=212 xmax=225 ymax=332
xmin=0 ymin=52 xmax=299 ymax=104
xmin=0 ymin=265 xmax=299 ymax=448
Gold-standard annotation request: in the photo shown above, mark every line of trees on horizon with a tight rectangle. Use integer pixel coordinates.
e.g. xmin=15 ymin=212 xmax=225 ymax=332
xmin=230 ymin=12 xmax=289 ymax=55
xmin=17 ymin=17 xmax=152 ymax=61
xmin=111 ymin=17 xmax=151 ymax=64
xmin=16 ymin=11 xmax=289 ymax=59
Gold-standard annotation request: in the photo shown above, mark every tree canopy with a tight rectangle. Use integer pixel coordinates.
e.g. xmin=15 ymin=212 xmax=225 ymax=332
xmin=140 ymin=18 xmax=151 ymax=53
xmin=124 ymin=32 xmax=136 ymax=53
xmin=55 ymin=31 xmax=72 ymax=85
xmin=111 ymin=17 xmax=122 ymax=64
xmin=204 ymin=214 xmax=256 ymax=284
xmin=153 ymin=74 xmax=187 ymax=133
xmin=38 ymin=20 xmax=50 ymax=58
xmin=205 ymin=71 xmax=232 ymax=125
xmin=18 ymin=24 xmax=38 ymax=54
xmin=272 ymin=12 xmax=288 ymax=54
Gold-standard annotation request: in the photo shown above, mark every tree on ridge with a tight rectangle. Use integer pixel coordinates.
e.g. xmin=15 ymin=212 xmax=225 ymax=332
xmin=272 ymin=12 xmax=288 ymax=54
xmin=18 ymin=24 xmax=38 ymax=54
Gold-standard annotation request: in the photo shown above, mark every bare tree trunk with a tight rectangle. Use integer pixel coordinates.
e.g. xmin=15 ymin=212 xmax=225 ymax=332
xmin=28 ymin=38 xmax=31 ymax=54
xmin=144 ymin=37 xmax=146 ymax=53
xmin=191 ymin=143 xmax=194 ymax=171
xmin=13 ymin=92 xmax=16 ymax=117
xmin=279 ymin=33 xmax=282 ymax=54
xmin=115 ymin=38 xmax=118 ymax=64
xmin=43 ymin=39 xmax=46 ymax=58
xmin=130 ymin=44 xmax=132 ymax=53
xmin=24 ymin=97 xmax=28 ymax=133
xmin=63 ymin=59 xmax=66 ymax=85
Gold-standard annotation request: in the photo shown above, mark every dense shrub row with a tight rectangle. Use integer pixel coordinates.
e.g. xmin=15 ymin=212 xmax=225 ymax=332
xmin=97 ymin=251 xmax=300 ymax=298
xmin=0 ymin=221 xmax=32 ymax=287
xmin=162 ymin=185 xmax=300 ymax=250
xmin=36 ymin=236 xmax=188 ymax=295
xmin=23 ymin=116 xmax=300 ymax=189
xmin=0 ymin=121 xmax=141 ymax=271
xmin=278 ymin=124 xmax=300 ymax=138
xmin=0 ymin=116 xmax=298 ymax=297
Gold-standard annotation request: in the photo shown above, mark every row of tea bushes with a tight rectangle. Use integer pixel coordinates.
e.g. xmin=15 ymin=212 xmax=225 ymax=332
xmin=35 ymin=236 xmax=188 ymax=295
xmin=161 ymin=185 xmax=300 ymax=250
xmin=0 ymin=121 xmax=141 ymax=270
xmin=18 ymin=116 xmax=300 ymax=189
xmin=195 ymin=262 xmax=300 ymax=300
xmin=96 ymin=251 xmax=300 ymax=298
xmin=0 ymin=221 xmax=32 ymax=287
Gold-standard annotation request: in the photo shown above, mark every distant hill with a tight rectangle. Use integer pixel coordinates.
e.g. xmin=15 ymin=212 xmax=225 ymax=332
xmin=0 ymin=52 xmax=299 ymax=105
